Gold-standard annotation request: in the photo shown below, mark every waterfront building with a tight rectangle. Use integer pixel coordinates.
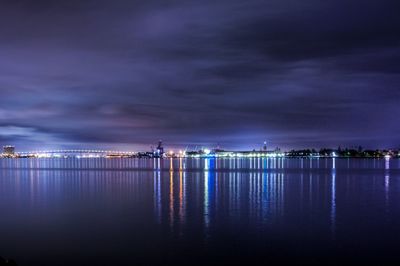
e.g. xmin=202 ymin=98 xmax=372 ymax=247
xmin=3 ymin=145 xmax=15 ymax=155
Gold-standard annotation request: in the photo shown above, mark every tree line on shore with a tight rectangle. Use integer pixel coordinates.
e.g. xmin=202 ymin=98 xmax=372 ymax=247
xmin=286 ymin=146 xmax=398 ymax=157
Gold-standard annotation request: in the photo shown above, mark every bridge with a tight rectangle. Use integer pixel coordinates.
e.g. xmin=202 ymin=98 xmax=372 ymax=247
xmin=17 ymin=149 xmax=137 ymax=157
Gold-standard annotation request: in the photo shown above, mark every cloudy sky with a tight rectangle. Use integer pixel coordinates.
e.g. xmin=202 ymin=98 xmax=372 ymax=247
xmin=0 ymin=0 xmax=399 ymax=151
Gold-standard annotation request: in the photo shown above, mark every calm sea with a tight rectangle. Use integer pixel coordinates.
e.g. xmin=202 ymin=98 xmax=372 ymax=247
xmin=0 ymin=158 xmax=399 ymax=265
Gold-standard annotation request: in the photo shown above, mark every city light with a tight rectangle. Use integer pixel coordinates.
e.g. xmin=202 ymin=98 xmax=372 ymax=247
xmin=0 ymin=143 xmax=398 ymax=159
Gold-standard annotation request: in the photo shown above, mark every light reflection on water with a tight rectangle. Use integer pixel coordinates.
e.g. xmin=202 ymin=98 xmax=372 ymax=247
xmin=0 ymin=157 xmax=397 ymax=171
xmin=0 ymin=158 xmax=399 ymax=265
xmin=331 ymin=158 xmax=336 ymax=239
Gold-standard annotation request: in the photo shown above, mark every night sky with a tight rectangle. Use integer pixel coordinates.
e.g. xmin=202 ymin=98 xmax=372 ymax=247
xmin=0 ymin=0 xmax=399 ymax=151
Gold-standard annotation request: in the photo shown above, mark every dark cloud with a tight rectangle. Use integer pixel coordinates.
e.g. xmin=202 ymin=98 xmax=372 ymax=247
xmin=0 ymin=0 xmax=399 ymax=150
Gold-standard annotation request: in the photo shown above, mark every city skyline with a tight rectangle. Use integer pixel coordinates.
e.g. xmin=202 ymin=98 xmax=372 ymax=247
xmin=1 ymin=140 xmax=400 ymax=154
xmin=1 ymin=141 xmax=399 ymax=158
xmin=0 ymin=0 xmax=399 ymax=150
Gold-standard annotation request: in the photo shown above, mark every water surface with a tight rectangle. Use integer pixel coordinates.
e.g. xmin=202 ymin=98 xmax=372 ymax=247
xmin=0 ymin=158 xmax=399 ymax=265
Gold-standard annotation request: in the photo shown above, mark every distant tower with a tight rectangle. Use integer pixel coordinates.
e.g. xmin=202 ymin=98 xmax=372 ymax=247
xmin=263 ymin=141 xmax=267 ymax=151
xmin=154 ymin=140 xmax=164 ymax=157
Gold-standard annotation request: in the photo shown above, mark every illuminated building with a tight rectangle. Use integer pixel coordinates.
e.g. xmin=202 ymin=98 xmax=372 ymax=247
xmin=3 ymin=145 xmax=15 ymax=155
